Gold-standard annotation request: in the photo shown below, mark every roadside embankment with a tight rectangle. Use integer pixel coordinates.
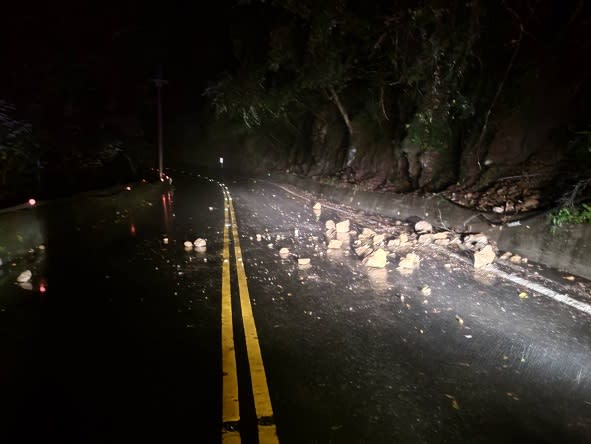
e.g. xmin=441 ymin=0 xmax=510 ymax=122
xmin=273 ymin=173 xmax=591 ymax=280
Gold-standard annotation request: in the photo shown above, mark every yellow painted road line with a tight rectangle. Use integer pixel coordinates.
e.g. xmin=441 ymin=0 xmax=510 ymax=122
xmin=221 ymin=193 xmax=241 ymax=443
xmin=228 ymin=196 xmax=279 ymax=444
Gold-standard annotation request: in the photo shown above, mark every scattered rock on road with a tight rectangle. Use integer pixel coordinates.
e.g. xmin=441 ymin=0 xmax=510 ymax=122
xmin=387 ymin=239 xmax=399 ymax=249
xmin=17 ymin=270 xmax=32 ymax=283
xmin=510 ymin=255 xmax=522 ymax=264
xmin=373 ymin=234 xmax=386 ymax=245
xmin=418 ymin=234 xmax=433 ymax=244
xmin=19 ymin=282 xmax=33 ymax=291
xmin=327 ymin=239 xmax=343 ymax=249
xmin=336 ymin=220 xmax=350 ymax=233
xmin=355 ymin=245 xmax=372 ymax=259
xmin=313 ymin=202 xmax=322 ymax=210
xmin=325 ymin=220 xmax=336 ymax=230
xmin=193 ymin=238 xmax=207 ymax=248
xmin=464 ymin=233 xmax=488 ymax=247
xmin=474 ymin=245 xmax=495 ymax=269
xmin=183 ymin=241 xmax=193 ymax=248
xmin=298 ymin=258 xmax=311 ymax=266
xmin=414 ymin=220 xmax=433 ymax=234
xmin=500 ymin=251 xmax=513 ymax=261
xmin=359 ymin=228 xmax=377 ymax=240
xmin=398 ymin=253 xmax=421 ymax=270
xmin=364 ymin=249 xmax=388 ymax=268
xmin=279 ymin=247 xmax=290 ymax=255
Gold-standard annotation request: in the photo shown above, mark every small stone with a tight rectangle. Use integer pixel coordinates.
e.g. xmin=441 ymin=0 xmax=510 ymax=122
xmin=364 ymin=249 xmax=388 ymax=268
xmin=279 ymin=247 xmax=290 ymax=255
xmin=38 ymin=244 xmax=46 ymax=250
xmin=355 ymin=245 xmax=372 ymax=258
xmin=17 ymin=270 xmax=32 ymax=283
xmin=434 ymin=239 xmax=450 ymax=246
xmin=563 ymin=275 xmax=576 ymax=281
xmin=256 ymin=234 xmax=262 ymax=241
xmin=313 ymin=202 xmax=322 ymax=210
xmin=327 ymin=239 xmax=343 ymax=249
xmin=433 ymin=232 xmax=448 ymax=240
xmin=455 ymin=315 xmax=464 ymax=325
xmin=325 ymin=220 xmax=336 ymax=230
xmin=361 ymin=228 xmax=377 ymax=238
xmin=464 ymin=233 xmax=488 ymax=245
xmin=421 ymin=285 xmax=432 ymax=296
xmin=418 ymin=234 xmax=433 ymax=244
xmin=398 ymin=253 xmax=420 ymax=270
xmin=414 ymin=220 xmax=433 ymax=233
xmin=183 ymin=241 xmax=193 ymax=248
xmin=500 ymin=252 xmax=512 ymax=260
xmin=373 ymin=234 xmax=386 ymax=245
xmin=193 ymin=238 xmax=207 ymax=248
xmin=325 ymin=228 xmax=336 ymax=239
xmin=298 ymin=258 xmax=311 ymax=266
xmin=387 ymin=239 xmax=399 ymax=249
xmin=493 ymin=206 xmax=505 ymax=213
xmin=510 ymin=255 xmax=522 ymax=264
xmin=163 ymin=237 xmax=169 ymax=245
xmin=398 ymin=233 xmax=409 ymax=244
xmin=336 ymin=220 xmax=350 ymax=233
xmin=474 ymin=245 xmax=495 ymax=269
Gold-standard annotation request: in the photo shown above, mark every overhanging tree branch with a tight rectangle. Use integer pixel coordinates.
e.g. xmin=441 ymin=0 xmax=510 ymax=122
xmin=328 ymin=86 xmax=353 ymax=136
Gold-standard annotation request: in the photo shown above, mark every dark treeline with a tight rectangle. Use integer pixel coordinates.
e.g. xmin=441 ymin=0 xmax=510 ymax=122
xmin=203 ymin=0 xmax=590 ymax=212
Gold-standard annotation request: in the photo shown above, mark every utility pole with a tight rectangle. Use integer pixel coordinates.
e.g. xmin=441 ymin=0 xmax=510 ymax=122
xmin=151 ymin=65 xmax=168 ymax=180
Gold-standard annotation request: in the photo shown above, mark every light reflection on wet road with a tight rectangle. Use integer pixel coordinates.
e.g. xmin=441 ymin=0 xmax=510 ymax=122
xmin=0 ymin=170 xmax=590 ymax=443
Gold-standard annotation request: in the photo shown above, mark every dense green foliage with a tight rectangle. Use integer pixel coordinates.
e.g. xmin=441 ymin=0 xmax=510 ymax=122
xmin=206 ymin=0 xmax=591 ymax=195
xmin=551 ymin=204 xmax=591 ymax=233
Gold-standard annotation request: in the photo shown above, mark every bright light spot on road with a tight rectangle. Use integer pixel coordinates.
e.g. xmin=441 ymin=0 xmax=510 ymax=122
xmin=219 ymin=157 xmax=224 ymax=165
xmin=126 ymin=186 xmax=132 ymax=191
xmin=28 ymin=198 xmax=36 ymax=206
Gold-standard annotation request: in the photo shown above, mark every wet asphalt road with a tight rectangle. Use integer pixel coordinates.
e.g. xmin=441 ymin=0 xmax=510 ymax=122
xmin=1 ymin=170 xmax=590 ymax=443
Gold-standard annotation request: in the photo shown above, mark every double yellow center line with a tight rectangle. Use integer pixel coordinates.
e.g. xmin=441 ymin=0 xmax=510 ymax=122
xmin=221 ymin=186 xmax=279 ymax=444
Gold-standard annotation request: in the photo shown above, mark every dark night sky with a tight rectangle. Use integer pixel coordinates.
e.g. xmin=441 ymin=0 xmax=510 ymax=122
xmin=1 ymin=1 xmax=235 ymax=139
